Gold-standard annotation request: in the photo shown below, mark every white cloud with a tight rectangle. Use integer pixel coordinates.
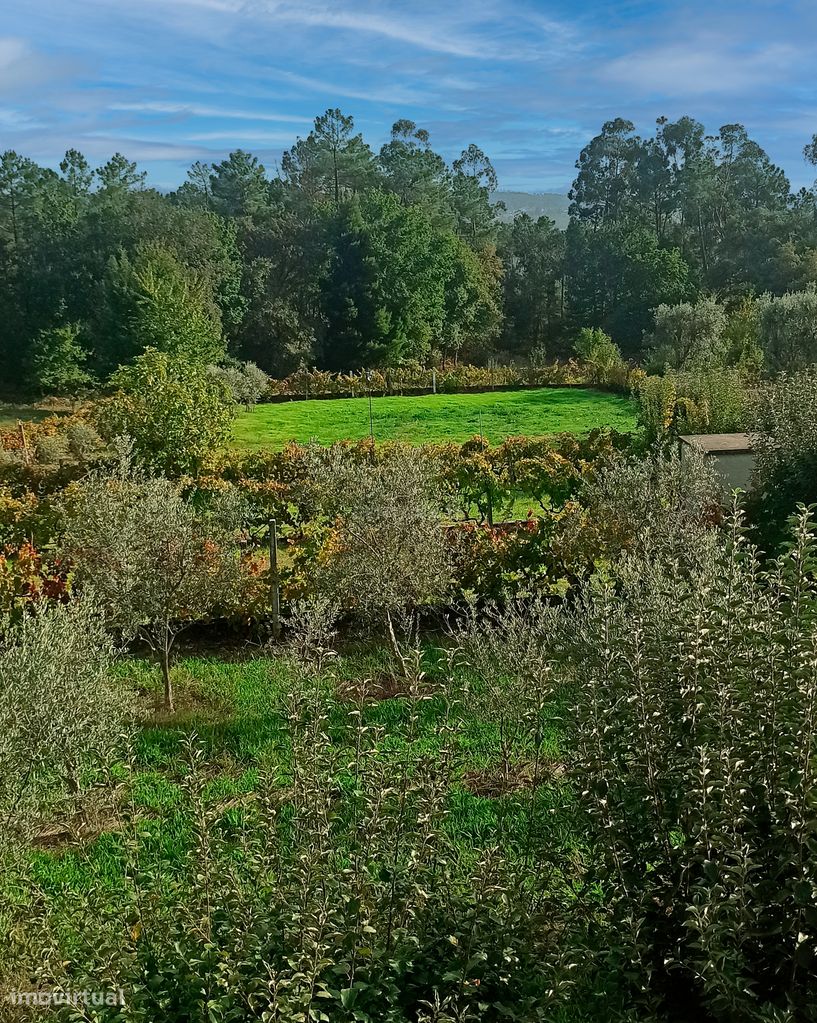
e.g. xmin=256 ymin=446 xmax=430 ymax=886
xmin=256 ymin=2 xmax=492 ymax=58
xmin=603 ymin=41 xmax=800 ymax=96
xmin=0 ymin=35 xmax=82 ymax=93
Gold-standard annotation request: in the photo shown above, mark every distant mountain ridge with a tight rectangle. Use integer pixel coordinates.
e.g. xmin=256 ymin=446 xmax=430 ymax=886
xmin=492 ymin=191 xmax=570 ymax=230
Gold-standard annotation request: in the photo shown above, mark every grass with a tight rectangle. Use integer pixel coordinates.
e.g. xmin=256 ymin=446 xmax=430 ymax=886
xmin=0 ymin=401 xmax=72 ymax=429
xmin=12 ymin=646 xmax=566 ymax=893
xmin=1 ymin=649 xmax=597 ymax=1018
xmin=233 ymin=387 xmax=637 ymax=449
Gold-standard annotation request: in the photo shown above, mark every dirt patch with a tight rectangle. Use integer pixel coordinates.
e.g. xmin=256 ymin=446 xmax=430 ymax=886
xmin=31 ymin=792 xmax=125 ymax=852
xmin=463 ymin=759 xmax=564 ymax=798
xmin=335 ymin=671 xmax=414 ymax=703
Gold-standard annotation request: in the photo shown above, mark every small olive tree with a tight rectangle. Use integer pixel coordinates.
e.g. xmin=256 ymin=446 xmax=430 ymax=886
xmin=62 ymin=457 xmax=245 ymax=710
xmin=0 ymin=598 xmax=131 ymax=842
xmin=210 ymin=360 xmax=269 ymax=409
xmin=757 ymin=287 xmax=817 ymax=372
xmin=307 ymin=445 xmax=451 ymax=674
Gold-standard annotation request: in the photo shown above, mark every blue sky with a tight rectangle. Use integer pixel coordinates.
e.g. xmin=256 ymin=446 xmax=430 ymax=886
xmin=2 ymin=0 xmax=816 ymax=192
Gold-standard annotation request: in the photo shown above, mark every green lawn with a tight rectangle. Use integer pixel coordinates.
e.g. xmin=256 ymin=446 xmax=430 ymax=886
xmin=6 ymin=649 xmax=569 ymax=971
xmin=233 ymin=386 xmax=637 ymax=448
xmin=0 ymin=402 xmax=71 ymax=429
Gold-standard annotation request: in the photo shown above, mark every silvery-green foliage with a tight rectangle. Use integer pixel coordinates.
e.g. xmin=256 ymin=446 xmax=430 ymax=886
xmin=0 ymin=599 xmax=133 ymax=841
xmin=578 ymin=447 xmax=723 ymax=567
xmin=566 ymin=508 xmax=817 ymax=1020
xmin=757 ymin=287 xmax=817 ymax=372
xmin=455 ymin=596 xmax=565 ymax=793
xmin=750 ymin=368 xmax=817 ymax=543
xmin=306 ymin=444 xmax=453 ymax=622
xmin=647 ymin=298 xmax=729 ymax=371
xmin=209 ymin=360 xmax=269 ymax=409
xmin=283 ymin=595 xmax=339 ymax=671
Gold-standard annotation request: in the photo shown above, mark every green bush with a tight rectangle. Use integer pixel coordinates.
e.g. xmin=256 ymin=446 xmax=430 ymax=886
xmin=636 ymin=367 xmax=749 ymax=442
xmin=757 ymin=287 xmax=817 ymax=372
xmin=573 ymin=327 xmax=625 ymax=384
xmin=97 ymin=348 xmax=235 ymax=476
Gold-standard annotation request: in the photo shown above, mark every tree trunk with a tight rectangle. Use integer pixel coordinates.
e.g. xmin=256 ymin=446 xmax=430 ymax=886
xmin=385 ymin=609 xmax=409 ymax=679
xmin=160 ymin=635 xmax=174 ymax=711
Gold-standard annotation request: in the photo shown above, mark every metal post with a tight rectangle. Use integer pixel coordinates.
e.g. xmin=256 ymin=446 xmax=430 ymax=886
xmin=432 ymin=368 xmax=437 ymax=394
xmin=269 ymin=517 xmax=281 ymax=641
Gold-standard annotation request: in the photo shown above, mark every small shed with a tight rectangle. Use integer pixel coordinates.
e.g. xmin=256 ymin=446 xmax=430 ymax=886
xmin=678 ymin=433 xmax=755 ymax=491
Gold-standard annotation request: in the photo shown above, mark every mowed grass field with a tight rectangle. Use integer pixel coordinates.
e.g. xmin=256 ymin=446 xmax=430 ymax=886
xmin=0 ymin=401 xmax=73 ymax=429
xmin=233 ymin=386 xmax=637 ymax=448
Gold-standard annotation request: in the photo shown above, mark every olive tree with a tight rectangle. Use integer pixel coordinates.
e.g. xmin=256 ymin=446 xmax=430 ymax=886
xmin=646 ymin=297 xmax=728 ymax=371
xmin=209 ymin=360 xmax=269 ymax=409
xmin=757 ymin=287 xmax=817 ymax=372
xmin=307 ymin=445 xmax=451 ymax=673
xmin=62 ymin=457 xmax=245 ymax=710
xmin=0 ymin=599 xmax=132 ymax=842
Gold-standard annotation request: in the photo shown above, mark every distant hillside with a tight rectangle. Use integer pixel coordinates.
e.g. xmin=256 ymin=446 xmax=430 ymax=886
xmin=492 ymin=191 xmax=570 ymax=230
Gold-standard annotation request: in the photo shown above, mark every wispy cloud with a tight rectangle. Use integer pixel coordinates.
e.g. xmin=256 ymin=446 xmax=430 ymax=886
xmin=264 ymin=67 xmax=427 ymax=106
xmin=186 ymin=129 xmax=298 ymax=142
xmin=254 ymin=1 xmax=496 ymax=59
xmin=2 ymin=0 xmax=817 ymax=191
xmin=109 ymin=101 xmax=309 ymax=123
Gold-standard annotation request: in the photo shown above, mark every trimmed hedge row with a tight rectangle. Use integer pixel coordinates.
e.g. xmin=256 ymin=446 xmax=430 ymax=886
xmin=265 ymin=361 xmax=642 ymax=400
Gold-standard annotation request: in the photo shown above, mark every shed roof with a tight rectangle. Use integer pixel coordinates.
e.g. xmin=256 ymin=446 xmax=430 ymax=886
xmin=678 ymin=433 xmax=753 ymax=454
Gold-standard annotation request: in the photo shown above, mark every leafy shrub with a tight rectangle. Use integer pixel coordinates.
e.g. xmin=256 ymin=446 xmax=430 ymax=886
xmin=637 ymin=368 xmax=749 ymax=442
xmin=646 ymin=297 xmax=728 ymax=370
xmin=210 ymin=360 xmax=269 ymax=409
xmin=573 ymin=327 xmax=625 ymax=384
xmin=757 ymin=286 xmax=817 ymax=372
xmin=0 ymin=541 xmax=69 ymax=614
xmin=28 ymin=323 xmax=94 ymax=395
xmin=97 ymin=348 xmax=235 ymax=477
xmin=574 ymin=447 xmax=723 ymax=568
xmin=635 ymin=373 xmax=677 ymax=442
xmin=563 ymin=508 xmax=817 ymax=1020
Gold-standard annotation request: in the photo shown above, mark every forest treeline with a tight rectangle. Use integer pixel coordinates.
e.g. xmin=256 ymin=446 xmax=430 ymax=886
xmin=2 ymin=111 xmax=817 ymax=392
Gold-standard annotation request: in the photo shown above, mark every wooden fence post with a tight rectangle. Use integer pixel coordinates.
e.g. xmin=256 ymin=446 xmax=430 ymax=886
xmin=269 ymin=517 xmax=281 ymax=641
xmin=18 ymin=421 xmax=29 ymax=464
